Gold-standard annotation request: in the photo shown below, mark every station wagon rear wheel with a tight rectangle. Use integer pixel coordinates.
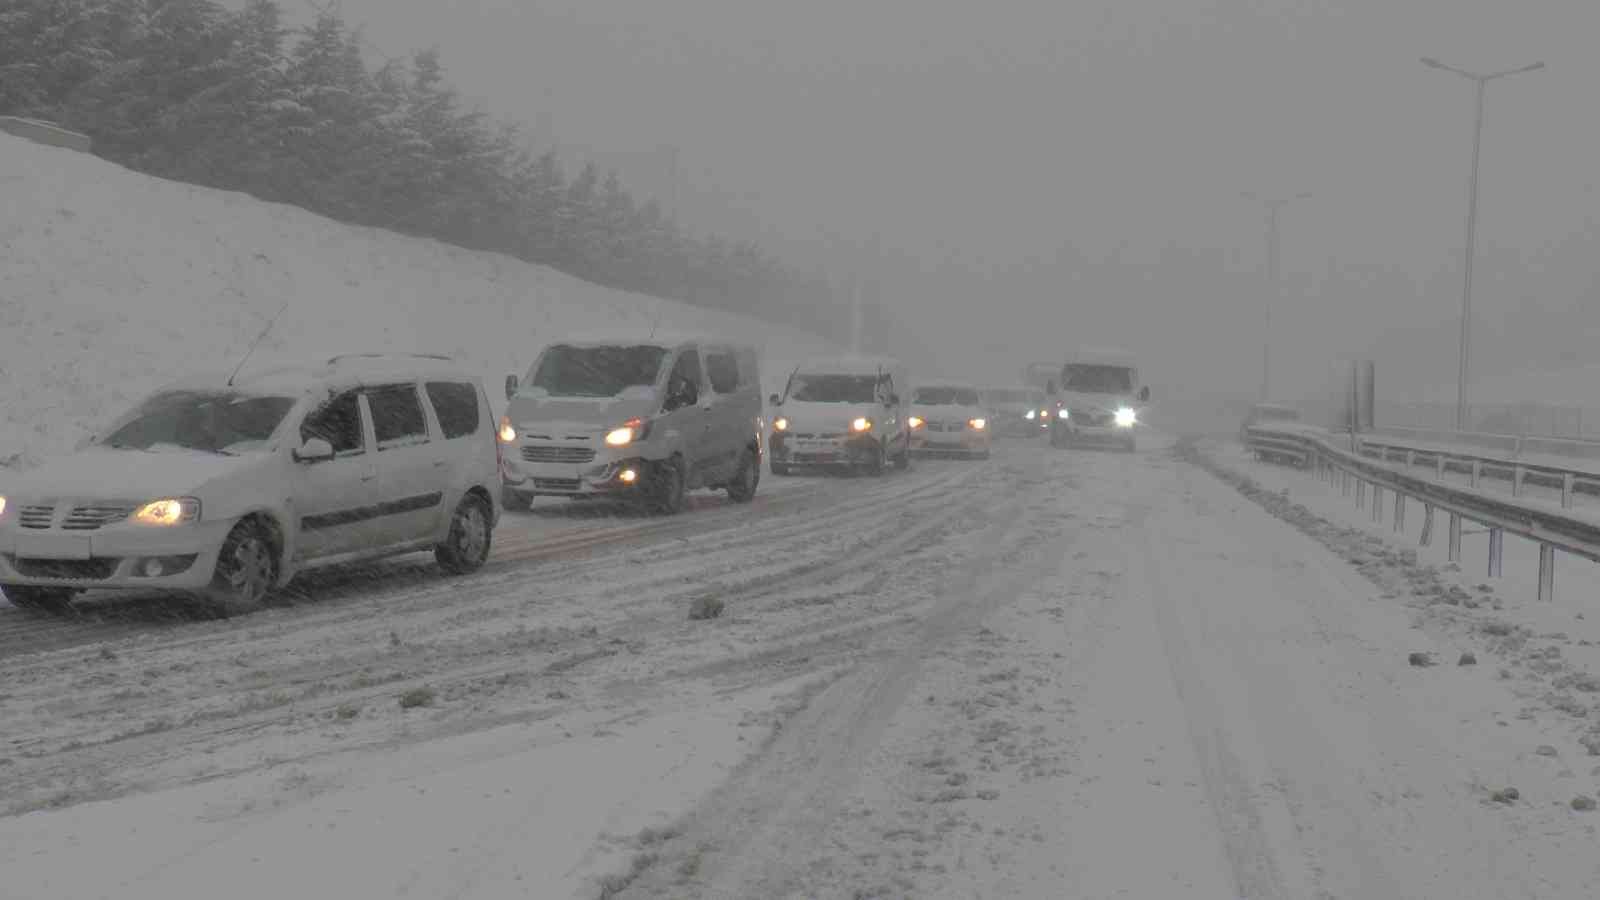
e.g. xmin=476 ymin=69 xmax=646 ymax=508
xmin=436 ymin=493 xmax=492 ymax=574
xmin=205 ymin=522 xmax=277 ymax=617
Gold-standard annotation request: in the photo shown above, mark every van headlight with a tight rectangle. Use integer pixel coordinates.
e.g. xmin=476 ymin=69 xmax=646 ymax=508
xmin=1024 ymin=410 xmax=1035 ymax=420
xmin=605 ymin=417 xmax=650 ymax=447
xmin=134 ymin=497 xmax=201 ymax=526
xmin=850 ymin=417 xmax=873 ymax=433
xmin=908 ymin=415 xmax=925 ymax=429
xmin=497 ymin=416 xmax=517 ymax=443
xmin=1115 ymin=407 xmax=1137 ymax=428
xmin=773 ymin=417 xmax=790 ymax=432
xmin=968 ymin=418 xmax=987 ymax=431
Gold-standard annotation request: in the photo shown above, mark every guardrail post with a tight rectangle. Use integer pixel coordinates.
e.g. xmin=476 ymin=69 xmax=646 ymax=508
xmin=1406 ymin=450 xmax=1416 ymax=468
xmin=1356 ymin=479 xmax=1366 ymax=509
xmin=1342 ymin=471 xmax=1351 ymax=497
xmin=1393 ymin=493 xmax=1405 ymax=532
xmin=1372 ymin=486 xmax=1384 ymax=522
xmin=1513 ymin=465 xmax=1525 ymax=498
xmin=1420 ymin=504 xmax=1434 ymax=546
xmin=1562 ymin=474 xmax=1575 ymax=509
xmin=1470 ymin=461 xmax=1481 ymax=489
xmin=1538 ymin=544 xmax=1555 ymax=603
xmin=1448 ymin=514 xmax=1462 ymax=562
xmin=1435 ymin=455 xmax=1445 ymax=479
xmin=1488 ymin=528 xmax=1504 ymax=578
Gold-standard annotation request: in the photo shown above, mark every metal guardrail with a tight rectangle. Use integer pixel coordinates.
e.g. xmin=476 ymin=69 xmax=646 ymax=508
xmin=1243 ymin=424 xmax=1600 ymax=605
xmin=1356 ymin=431 xmax=1600 ymax=510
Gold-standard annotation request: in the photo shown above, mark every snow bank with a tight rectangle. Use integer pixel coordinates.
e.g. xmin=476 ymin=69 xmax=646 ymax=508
xmin=0 ymin=131 xmax=834 ymax=471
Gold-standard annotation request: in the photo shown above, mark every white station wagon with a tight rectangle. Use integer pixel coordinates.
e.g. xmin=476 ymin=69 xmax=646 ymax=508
xmin=0 ymin=354 xmax=502 ymax=616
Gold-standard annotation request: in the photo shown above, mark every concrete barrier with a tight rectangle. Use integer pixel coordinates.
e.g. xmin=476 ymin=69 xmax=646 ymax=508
xmin=0 ymin=117 xmax=92 ymax=153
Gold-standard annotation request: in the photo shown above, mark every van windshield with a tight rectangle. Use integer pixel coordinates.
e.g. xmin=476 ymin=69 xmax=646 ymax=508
xmin=915 ymin=387 xmax=980 ymax=406
xmin=1061 ymin=364 xmax=1133 ymax=394
xmin=789 ymin=374 xmax=878 ymax=404
xmin=103 ymin=391 xmax=295 ymax=455
xmin=986 ymin=389 xmax=1041 ymax=404
xmin=527 ymin=345 xmax=668 ymax=398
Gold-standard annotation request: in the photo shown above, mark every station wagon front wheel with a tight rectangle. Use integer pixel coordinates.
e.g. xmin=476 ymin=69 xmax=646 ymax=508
xmin=436 ymin=493 xmax=493 ymax=574
xmin=205 ymin=522 xmax=277 ymax=617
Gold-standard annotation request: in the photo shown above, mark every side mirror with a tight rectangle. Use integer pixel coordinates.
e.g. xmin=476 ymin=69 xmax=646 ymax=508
xmin=769 ymin=393 xmax=782 ymax=406
xmin=505 ymin=374 xmax=519 ymax=401
xmin=293 ymin=437 xmax=336 ymax=463
xmin=1139 ymin=386 xmax=1151 ymax=402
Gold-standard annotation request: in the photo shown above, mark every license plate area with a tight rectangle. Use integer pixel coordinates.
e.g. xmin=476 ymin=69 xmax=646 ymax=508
xmin=14 ymin=533 xmax=93 ymax=559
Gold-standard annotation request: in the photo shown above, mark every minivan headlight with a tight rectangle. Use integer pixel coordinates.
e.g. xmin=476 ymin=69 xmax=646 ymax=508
xmin=773 ymin=417 xmax=790 ymax=432
xmin=605 ymin=417 xmax=650 ymax=447
xmin=907 ymin=415 xmax=925 ymax=429
xmin=1115 ymin=407 xmax=1137 ymax=427
xmin=134 ymin=497 xmax=200 ymax=526
xmin=968 ymin=418 xmax=987 ymax=431
xmin=498 ymin=416 xmax=516 ymax=443
xmin=850 ymin=417 xmax=873 ymax=433
xmin=0 ymin=495 xmax=7 ymax=519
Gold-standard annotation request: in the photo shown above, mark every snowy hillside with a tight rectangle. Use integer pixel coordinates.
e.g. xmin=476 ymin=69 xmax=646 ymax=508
xmin=0 ymin=131 xmax=836 ymax=470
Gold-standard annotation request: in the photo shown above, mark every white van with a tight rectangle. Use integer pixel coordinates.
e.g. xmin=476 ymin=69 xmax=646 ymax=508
xmin=1046 ymin=348 xmax=1151 ymax=452
xmin=500 ymin=335 xmax=763 ymax=513
xmin=0 ymin=354 xmax=502 ymax=616
xmin=767 ymin=356 xmax=912 ymax=475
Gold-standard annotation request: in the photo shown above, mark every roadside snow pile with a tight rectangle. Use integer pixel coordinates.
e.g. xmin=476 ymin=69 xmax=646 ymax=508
xmin=0 ymin=130 xmax=834 ymax=471
xmin=1187 ymin=439 xmax=1600 ymax=763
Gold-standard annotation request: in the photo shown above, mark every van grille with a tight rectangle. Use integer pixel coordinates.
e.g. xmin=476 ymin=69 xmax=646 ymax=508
xmin=532 ymin=478 xmax=582 ymax=492
xmin=521 ymin=446 xmax=596 ymax=464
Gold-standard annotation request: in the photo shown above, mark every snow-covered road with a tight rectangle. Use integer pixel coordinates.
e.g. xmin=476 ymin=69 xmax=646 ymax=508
xmin=3 ymin=436 xmax=1597 ymax=899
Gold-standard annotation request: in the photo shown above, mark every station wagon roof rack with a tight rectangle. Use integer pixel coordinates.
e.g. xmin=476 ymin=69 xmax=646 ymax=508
xmin=326 ymin=352 xmax=457 ymax=365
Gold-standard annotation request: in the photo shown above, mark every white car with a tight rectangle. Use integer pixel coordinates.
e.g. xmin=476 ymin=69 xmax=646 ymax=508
xmin=0 ymin=354 xmax=502 ymax=616
xmin=1047 ymin=349 xmax=1151 ymax=453
xmin=768 ymin=356 xmax=912 ymax=476
xmin=908 ymin=383 xmax=992 ymax=459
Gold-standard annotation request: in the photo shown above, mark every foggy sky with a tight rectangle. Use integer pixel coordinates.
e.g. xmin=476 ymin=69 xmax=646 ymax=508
xmin=275 ymin=0 xmax=1599 ymax=404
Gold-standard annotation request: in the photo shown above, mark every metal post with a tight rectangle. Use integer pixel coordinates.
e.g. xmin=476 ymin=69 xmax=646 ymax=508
xmin=1420 ymin=504 xmax=1435 ymax=546
xmin=1538 ymin=544 xmax=1555 ymax=602
xmin=1394 ymin=493 xmax=1406 ymax=532
xmin=1470 ymin=460 xmax=1481 ymax=488
xmin=1406 ymin=450 xmax=1416 ymax=468
xmin=1261 ymin=204 xmax=1277 ymax=403
xmin=1512 ymin=465 xmax=1524 ymax=497
xmin=1455 ymin=77 xmax=1486 ymax=432
xmin=1488 ymin=527 xmax=1503 ymax=577
xmin=1562 ymin=473 xmax=1574 ymax=509
xmin=1372 ymin=485 xmax=1384 ymax=522
xmin=1357 ymin=480 xmax=1366 ymax=509
xmin=1448 ymin=513 xmax=1462 ymax=562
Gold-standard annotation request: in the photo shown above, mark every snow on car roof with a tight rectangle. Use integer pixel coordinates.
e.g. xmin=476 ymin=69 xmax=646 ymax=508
xmin=541 ymin=332 xmax=752 ymax=351
xmin=1063 ymin=347 xmax=1137 ymax=366
xmin=793 ymin=355 xmax=902 ymax=375
xmin=163 ymin=354 xmax=481 ymax=396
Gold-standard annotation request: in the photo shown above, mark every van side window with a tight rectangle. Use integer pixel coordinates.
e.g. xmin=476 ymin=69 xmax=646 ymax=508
xmin=706 ymin=351 xmax=739 ymax=395
xmin=664 ymin=350 xmax=702 ymax=411
xmin=736 ymin=349 xmax=759 ymax=389
xmin=301 ymin=390 xmax=365 ymax=455
xmin=367 ymin=384 xmax=430 ymax=450
xmin=425 ymin=381 xmax=480 ymax=439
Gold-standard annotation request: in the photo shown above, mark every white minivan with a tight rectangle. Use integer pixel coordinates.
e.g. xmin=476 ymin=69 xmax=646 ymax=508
xmin=1046 ymin=349 xmax=1151 ymax=452
xmin=0 ymin=354 xmax=502 ymax=616
xmin=767 ymin=356 xmax=912 ymax=475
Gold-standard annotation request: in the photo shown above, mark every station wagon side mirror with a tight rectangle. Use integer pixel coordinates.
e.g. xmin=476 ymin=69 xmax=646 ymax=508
xmin=769 ymin=393 xmax=782 ymax=406
xmin=293 ymin=437 xmax=336 ymax=463
xmin=1139 ymin=386 xmax=1151 ymax=402
xmin=504 ymin=374 xmax=519 ymax=401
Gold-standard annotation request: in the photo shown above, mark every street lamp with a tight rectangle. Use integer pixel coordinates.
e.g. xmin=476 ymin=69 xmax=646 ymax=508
xmin=1241 ymin=191 xmax=1313 ymax=403
xmin=1421 ymin=56 xmax=1545 ymax=431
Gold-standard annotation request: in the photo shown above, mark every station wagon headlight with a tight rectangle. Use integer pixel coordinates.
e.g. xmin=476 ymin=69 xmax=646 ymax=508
xmin=134 ymin=497 xmax=200 ymax=526
xmin=0 ymin=495 xmax=7 ymax=519
xmin=850 ymin=417 xmax=873 ymax=433
xmin=968 ymin=418 xmax=987 ymax=431
xmin=773 ymin=417 xmax=790 ymax=432
xmin=605 ymin=417 xmax=650 ymax=447
xmin=1024 ymin=410 xmax=1035 ymax=420
xmin=1115 ymin=407 xmax=1137 ymax=427
xmin=497 ymin=416 xmax=516 ymax=443
xmin=907 ymin=415 xmax=925 ymax=429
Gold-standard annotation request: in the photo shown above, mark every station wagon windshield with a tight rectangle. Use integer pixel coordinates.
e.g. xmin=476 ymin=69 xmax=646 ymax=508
xmin=915 ymin=387 xmax=980 ymax=406
xmin=788 ymin=374 xmax=878 ymax=403
xmin=1061 ymin=364 xmax=1133 ymax=394
xmin=103 ymin=391 xmax=295 ymax=454
xmin=528 ymin=344 xmax=668 ymax=398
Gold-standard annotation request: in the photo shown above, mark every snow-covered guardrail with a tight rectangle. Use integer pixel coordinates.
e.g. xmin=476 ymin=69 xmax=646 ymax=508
xmin=1244 ymin=424 xmax=1600 ymax=605
xmin=1356 ymin=430 xmax=1600 ymax=510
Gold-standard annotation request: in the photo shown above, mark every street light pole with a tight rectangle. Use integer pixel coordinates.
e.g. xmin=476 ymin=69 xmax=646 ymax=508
xmin=1242 ymin=191 xmax=1312 ymax=403
xmin=1421 ymin=57 xmax=1545 ymax=431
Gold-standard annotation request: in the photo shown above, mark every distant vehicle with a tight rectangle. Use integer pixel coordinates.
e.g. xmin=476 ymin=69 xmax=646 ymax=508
xmin=768 ymin=356 xmax=912 ymax=476
xmin=982 ymin=386 xmax=1050 ymax=437
xmin=1047 ymin=348 xmax=1150 ymax=453
xmin=500 ymin=335 xmax=763 ymax=513
xmin=1239 ymin=402 xmax=1301 ymax=444
xmin=1020 ymin=362 xmax=1058 ymax=392
xmin=0 ymin=354 xmax=502 ymax=616
xmin=908 ymin=382 xmax=991 ymax=459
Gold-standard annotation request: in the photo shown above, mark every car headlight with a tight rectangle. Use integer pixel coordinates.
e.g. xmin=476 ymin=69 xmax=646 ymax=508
xmin=605 ymin=417 xmax=650 ymax=447
xmin=0 ymin=495 xmax=7 ymax=519
xmin=1056 ymin=407 xmax=1067 ymax=420
xmin=497 ymin=416 xmax=516 ymax=443
xmin=773 ymin=417 xmax=790 ymax=432
xmin=851 ymin=417 xmax=873 ymax=433
xmin=1024 ymin=410 xmax=1035 ymax=420
xmin=968 ymin=418 xmax=987 ymax=431
xmin=134 ymin=497 xmax=200 ymax=526
xmin=1115 ymin=407 xmax=1137 ymax=427
xmin=908 ymin=415 xmax=925 ymax=429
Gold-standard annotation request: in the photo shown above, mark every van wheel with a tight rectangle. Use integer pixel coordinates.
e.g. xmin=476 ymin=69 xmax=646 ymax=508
xmin=205 ymin=521 xmax=277 ymax=617
xmin=436 ymin=493 xmax=493 ymax=574
xmin=649 ymin=458 xmax=687 ymax=514
xmin=1 ymin=584 xmax=75 ymax=614
xmin=726 ymin=449 xmax=760 ymax=503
